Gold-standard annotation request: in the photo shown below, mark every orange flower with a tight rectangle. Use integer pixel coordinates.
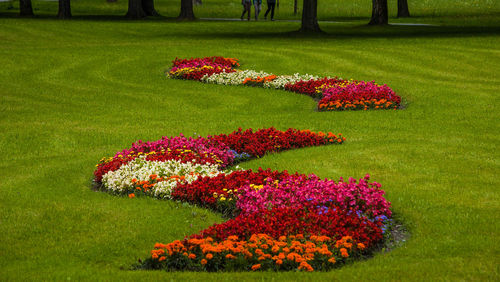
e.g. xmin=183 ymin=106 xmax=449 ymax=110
xmin=328 ymin=257 xmax=336 ymax=264
xmin=188 ymin=253 xmax=196 ymax=259
xmin=319 ymin=248 xmax=332 ymax=256
xmin=357 ymin=243 xmax=365 ymax=250
xmin=206 ymin=253 xmax=213 ymax=260
xmin=154 ymin=243 xmax=167 ymax=249
xmin=340 ymin=248 xmax=349 ymax=258
xmin=299 ymin=261 xmax=314 ymax=272
xmin=276 ymin=241 xmax=287 ymax=247
xmin=158 ymin=256 xmax=166 ymax=262
xmin=276 ymin=259 xmax=283 ymax=265
xmin=305 ymin=248 xmax=315 ymax=254
xmin=128 ymin=193 xmax=135 ymax=198
xmin=200 ymin=259 xmax=207 ymax=265
xmin=304 ymin=242 xmax=316 ymax=248
xmin=304 ymin=253 xmax=314 ymax=260
xmin=251 ymin=264 xmax=261 ymax=271
xmin=225 ymin=254 xmax=236 ymax=259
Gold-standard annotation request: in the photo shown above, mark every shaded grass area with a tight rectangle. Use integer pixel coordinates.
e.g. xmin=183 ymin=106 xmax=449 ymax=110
xmin=0 ymin=11 xmax=499 ymax=281
xmin=1 ymin=0 xmax=500 ymax=25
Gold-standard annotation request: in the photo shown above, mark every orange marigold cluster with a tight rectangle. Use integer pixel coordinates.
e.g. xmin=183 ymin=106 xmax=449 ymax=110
xmin=148 ymin=234 xmax=366 ymax=272
xmin=300 ymin=129 xmax=346 ymax=144
xmin=318 ymin=98 xmax=398 ymax=111
xmin=243 ymin=75 xmax=277 ymax=85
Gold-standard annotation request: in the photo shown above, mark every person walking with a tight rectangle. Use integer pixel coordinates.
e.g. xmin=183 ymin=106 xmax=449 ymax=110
xmin=241 ymin=0 xmax=251 ymax=21
xmin=264 ymin=0 xmax=276 ymax=21
xmin=253 ymin=0 xmax=262 ymax=21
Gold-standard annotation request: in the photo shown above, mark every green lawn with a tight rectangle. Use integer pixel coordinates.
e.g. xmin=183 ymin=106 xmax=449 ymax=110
xmin=0 ymin=0 xmax=499 ymax=280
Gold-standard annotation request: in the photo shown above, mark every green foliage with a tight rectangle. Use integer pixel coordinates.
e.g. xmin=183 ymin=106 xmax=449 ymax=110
xmin=0 ymin=2 xmax=499 ymax=280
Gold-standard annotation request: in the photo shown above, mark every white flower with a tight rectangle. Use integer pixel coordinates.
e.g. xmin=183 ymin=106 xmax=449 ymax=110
xmin=200 ymin=69 xmax=321 ymax=91
xmin=263 ymin=73 xmax=319 ymax=89
xmin=201 ymin=70 xmax=272 ymax=86
xmin=101 ymin=156 xmax=223 ymax=199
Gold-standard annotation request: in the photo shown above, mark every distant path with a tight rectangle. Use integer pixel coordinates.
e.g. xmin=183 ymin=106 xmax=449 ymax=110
xmin=199 ymin=17 xmax=437 ymax=26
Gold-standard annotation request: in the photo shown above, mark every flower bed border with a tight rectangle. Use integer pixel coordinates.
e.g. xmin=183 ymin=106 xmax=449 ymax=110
xmin=93 ymin=127 xmax=394 ymax=272
xmin=167 ymin=56 xmax=403 ymax=112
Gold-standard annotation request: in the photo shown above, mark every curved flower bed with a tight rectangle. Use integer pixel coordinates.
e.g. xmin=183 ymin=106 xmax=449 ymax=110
xmin=168 ymin=56 xmax=402 ymax=111
xmin=94 ymin=127 xmax=393 ymax=272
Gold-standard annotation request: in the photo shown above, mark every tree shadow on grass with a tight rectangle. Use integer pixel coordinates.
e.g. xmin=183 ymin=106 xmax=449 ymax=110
xmin=0 ymin=12 xmax=176 ymax=21
xmin=1 ymin=11 xmax=499 ymax=40
xmin=184 ymin=23 xmax=500 ymax=40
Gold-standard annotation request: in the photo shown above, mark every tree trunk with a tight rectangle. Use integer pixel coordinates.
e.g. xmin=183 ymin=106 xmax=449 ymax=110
xmin=126 ymin=0 xmax=146 ymax=19
xmin=300 ymin=0 xmax=321 ymax=32
xmin=369 ymin=0 xmax=388 ymax=25
xmin=58 ymin=0 xmax=72 ymax=19
xmin=397 ymin=0 xmax=410 ymax=18
xmin=178 ymin=0 xmax=195 ymax=20
xmin=294 ymin=0 xmax=297 ymax=15
xmin=19 ymin=0 xmax=34 ymax=17
xmin=142 ymin=0 xmax=160 ymax=16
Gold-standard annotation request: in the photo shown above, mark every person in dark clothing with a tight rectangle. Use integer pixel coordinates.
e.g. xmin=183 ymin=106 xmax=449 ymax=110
xmin=263 ymin=0 xmax=276 ymax=20
xmin=253 ymin=0 xmax=262 ymax=21
xmin=241 ymin=0 xmax=251 ymax=21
